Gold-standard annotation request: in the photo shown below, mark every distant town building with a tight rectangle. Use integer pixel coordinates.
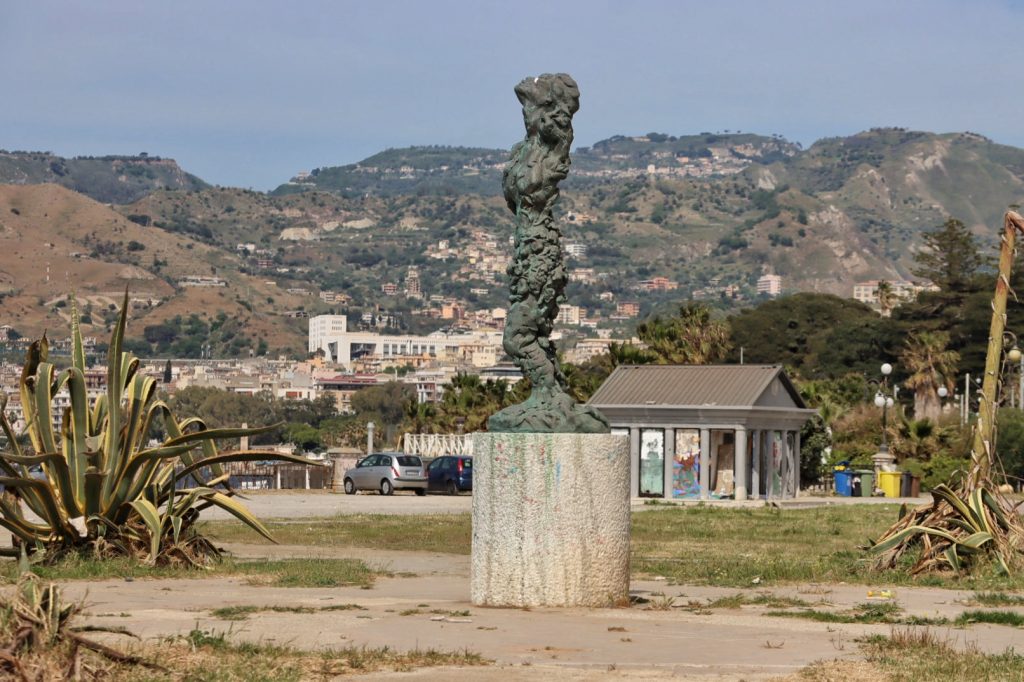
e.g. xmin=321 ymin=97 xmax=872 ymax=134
xmin=756 ymin=274 xmax=782 ymax=297
xmin=178 ymin=275 xmax=226 ymax=288
xmin=405 ymin=266 xmax=422 ymax=298
xmin=852 ymin=279 xmax=937 ymax=310
xmin=565 ymin=338 xmax=624 ymax=365
xmin=636 ymin=277 xmax=678 ymax=292
xmin=381 ymin=282 xmax=399 ymax=295
xmin=307 ymin=314 xmax=502 ymax=369
xmin=308 ymin=315 xmax=349 ymax=360
xmin=616 ymin=301 xmax=641 ymax=318
xmin=569 ymin=268 xmax=596 ymax=284
xmin=565 ymin=242 xmax=588 ymax=259
xmin=441 ymin=303 xmax=465 ymax=320
xmin=556 ymin=304 xmax=583 ymax=326
xmin=319 ymin=290 xmax=351 ymax=305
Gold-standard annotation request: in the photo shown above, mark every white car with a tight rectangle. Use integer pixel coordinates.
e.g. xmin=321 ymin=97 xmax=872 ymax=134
xmin=343 ymin=452 xmax=427 ymax=496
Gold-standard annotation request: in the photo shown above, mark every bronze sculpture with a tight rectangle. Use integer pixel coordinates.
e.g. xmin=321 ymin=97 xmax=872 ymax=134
xmin=488 ymin=73 xmax=609 ymax=434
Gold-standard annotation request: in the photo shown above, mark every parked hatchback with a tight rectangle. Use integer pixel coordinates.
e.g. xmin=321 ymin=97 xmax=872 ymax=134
xmin=343 ymin=453 xmax=427 ymax=496
xmin=426 ymin=455 xmax=473 ymax=495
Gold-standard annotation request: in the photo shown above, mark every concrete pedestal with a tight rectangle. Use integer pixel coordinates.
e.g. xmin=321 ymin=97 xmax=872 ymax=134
xmin=471 ymin=432 xmax=630 ymax=607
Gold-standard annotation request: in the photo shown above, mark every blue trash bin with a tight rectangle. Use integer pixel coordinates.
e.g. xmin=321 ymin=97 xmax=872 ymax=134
xmin=834 ymin=470 xmax=854 ymax=496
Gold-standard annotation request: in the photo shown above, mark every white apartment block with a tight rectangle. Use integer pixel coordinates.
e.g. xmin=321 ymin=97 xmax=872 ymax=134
xmin=852 ymin=280 xmax=937 ymax=308
xmin=308 ymin=315 xmax=349 ymax=359
xmin=308 ymin=314 xmax=502 ymax=368
xmin=565 ymin=242 xmax=587 ymax=259
xmin=556 ymin=304 xmax=582 ymax=325
xmin=756 ymin=274 xmax=782 ymax=297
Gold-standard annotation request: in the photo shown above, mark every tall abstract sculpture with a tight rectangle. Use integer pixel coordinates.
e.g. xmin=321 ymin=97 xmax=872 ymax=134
xmin=472 ymin=74 xmax=630 ymax=608
xmin=488 ymin=73 xmax=609 ymax=434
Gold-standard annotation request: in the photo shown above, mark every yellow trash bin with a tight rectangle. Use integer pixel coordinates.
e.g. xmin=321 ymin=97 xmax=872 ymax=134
xmin=878 ymin=471 xmax=902 ymax=498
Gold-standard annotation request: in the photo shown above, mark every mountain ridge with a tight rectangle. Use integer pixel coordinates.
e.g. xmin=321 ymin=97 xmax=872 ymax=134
xmin=2 ymin=127 xmax=1023 ymax=358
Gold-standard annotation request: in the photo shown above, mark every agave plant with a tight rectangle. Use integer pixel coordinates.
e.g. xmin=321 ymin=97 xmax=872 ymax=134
xmin=0 ymin=293 xmax=317 ymax=565
xmin=869 ymin=482 xmax=1024 ymax=575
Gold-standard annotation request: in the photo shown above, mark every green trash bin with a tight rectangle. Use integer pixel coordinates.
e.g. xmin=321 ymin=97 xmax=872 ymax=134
xmin=857 ymin=471 xmax=875 ymax=497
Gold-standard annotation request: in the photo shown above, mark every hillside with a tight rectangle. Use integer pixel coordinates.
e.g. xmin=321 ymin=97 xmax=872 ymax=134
xmin=274 ymin=146 xmax=508 ymax=197
xmin=3 ymin=127 xmax=1024 ymax=359
xmin=266 ymin=128 xmax=1024 ymax=303
xmin=0 ymin=184 xmax=310 ymax=356
xmin=0 ymin=150 xmax=208 ymax=204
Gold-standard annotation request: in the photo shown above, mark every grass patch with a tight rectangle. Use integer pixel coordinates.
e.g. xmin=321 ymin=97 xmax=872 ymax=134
xmin=399 ymin=608 xmax=471 ymax=617
xmin=106 ymin=628 xmax=490 ymax=680
xmin=767 ymin=601 xmax=950 ymax=627
xmin=1 ymin=556 xmax=380 ymax=588
xmin=955 ymin=610 xmax=1024 ymax=627
xmin=860 ymin=628 xmax=1024 ymax=681
xmin=200 ymin=513 xmax=473 ymax=554
xmin=798 ymin=629 xmax=1024 ymax=681
xmin=238 ymin=558 xmax=378 ymax=588
xmin=703 ymin=592 xmax=813 ymax=609
xmin=188 ymin=505 xmax=1024 ymax=591
xmin=631 ymin=505 xmax=1024 ymax=589
xmin=971 ymin=591 xmax=1024 ymax=607
xmin=767 ymin=601 xmax=903 ymax=624
xmin=210 ymin=603 xmax=367 ymax=621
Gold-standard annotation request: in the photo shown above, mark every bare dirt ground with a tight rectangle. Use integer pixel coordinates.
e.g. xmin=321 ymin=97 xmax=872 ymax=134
xmin=65 ymin=537 xmax=1023 ymax=681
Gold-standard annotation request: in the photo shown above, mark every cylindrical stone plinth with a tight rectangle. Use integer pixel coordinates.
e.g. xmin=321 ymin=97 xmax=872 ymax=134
xmin=471 ymin=432 xmax=630 ymax=607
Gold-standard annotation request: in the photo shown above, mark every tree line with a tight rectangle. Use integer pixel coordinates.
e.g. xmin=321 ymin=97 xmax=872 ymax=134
xmin=168 ymin=217 xmax=1024 ymax=489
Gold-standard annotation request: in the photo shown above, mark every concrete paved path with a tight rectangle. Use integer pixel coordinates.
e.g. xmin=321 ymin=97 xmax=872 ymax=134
xmin=61 ymin=542 xmax=1023 ymax=681
xmin=199 ymin=489 xmax=928 ymax=521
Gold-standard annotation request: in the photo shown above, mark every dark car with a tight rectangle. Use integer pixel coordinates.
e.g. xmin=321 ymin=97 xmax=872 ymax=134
xmin=426 ymin=455 xmax=473 ymax=495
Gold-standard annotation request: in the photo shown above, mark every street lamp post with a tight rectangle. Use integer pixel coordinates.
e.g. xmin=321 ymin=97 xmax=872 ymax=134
xmin=871 ymin=363 xmax=896 ymax=476
xmin=1009 ymin=346 xmax=1024 ymax=410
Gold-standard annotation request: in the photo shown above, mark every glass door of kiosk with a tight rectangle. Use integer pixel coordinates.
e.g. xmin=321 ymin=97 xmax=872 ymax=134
xmin=639 ymin=429 xmax=664 ymax=497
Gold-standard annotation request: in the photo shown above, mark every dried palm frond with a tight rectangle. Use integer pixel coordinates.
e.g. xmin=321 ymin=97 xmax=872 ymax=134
xmin=868 ymin=468 xmax=1024 ymax=575
xmin=0 ymin=573 xmax=166 ymax=680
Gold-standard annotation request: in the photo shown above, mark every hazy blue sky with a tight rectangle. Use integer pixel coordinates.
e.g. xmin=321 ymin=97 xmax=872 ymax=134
xmin=3 ymin=1 xmax=1022 ymax=189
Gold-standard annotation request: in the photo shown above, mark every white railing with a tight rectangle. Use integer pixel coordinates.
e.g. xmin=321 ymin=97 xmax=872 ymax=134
xmin=403 ymin=432 xmax=473 ymax=457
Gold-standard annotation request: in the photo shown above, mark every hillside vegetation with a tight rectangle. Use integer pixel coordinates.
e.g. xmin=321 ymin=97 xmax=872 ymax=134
xmin=2 ymin=128 xmax=1024 ymax=358
xmin=0 ymin=184 xmax=310 ymax=356
xmin=0 ymin=150 xmax=207 ymax=203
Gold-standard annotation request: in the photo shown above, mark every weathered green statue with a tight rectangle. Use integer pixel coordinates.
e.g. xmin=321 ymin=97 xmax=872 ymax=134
xmin=488 ymin=74 xmax=610 ymax=434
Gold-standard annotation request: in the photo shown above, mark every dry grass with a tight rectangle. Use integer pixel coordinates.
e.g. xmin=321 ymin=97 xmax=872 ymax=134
xmin=0 ymin=579 xmax=487 ymax=682
xmin=788 ymin=628 xmax=1024 ymax=682
xmin=107 ymin=628 xmax=489 ymax=681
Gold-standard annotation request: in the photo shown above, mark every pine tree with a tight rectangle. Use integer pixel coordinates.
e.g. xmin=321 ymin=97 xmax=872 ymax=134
xmin=912 ymin=217 xmax=985 ymax=293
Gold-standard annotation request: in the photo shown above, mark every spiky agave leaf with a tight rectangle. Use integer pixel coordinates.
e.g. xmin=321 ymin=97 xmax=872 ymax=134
xmin=0 ymin=290 xmax=320 ymax=564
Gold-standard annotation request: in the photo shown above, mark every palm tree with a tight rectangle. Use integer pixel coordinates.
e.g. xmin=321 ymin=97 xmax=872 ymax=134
xmin=876 ymin=280 xmax=897 ymax=317
xmin=606 ymin=341 xmax=654 ymax=367
xmin=402 ymin=399 xmax=436 ymax=435
xmin=900 ymin=330 xmax=959 ymax=422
